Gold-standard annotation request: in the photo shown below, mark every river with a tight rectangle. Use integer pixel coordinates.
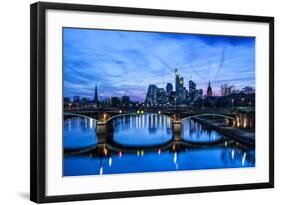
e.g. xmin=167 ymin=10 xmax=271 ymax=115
xmin=64 ymin=113 xmax=255 ymax=176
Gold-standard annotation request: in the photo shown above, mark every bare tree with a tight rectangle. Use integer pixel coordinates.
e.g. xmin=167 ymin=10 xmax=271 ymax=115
xmin=241 ymin=86 xmax=255 ymax=94
xmin=220 ymin=84 xmax=235 ymax=96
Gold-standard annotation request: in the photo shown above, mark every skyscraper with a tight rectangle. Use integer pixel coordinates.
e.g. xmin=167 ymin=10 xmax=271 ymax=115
xmin=196 ymin=89 xmax=203 ymax=99
xmin=145 ymin=84 xmax=158 ymax=105
xmin=207 ymin=81 xmax=213 ymax=97
xmin=157 ymin=88 xmax=166 ymax=104
xmin=178 ymin=86 xmax=187 ymax=104
xmin=179 ymin=77 xmax=184 ymax=88
xmin=175 ymin=69 xmax=187 ymax=104
xmin=189 ymin=80 xmax=196 ymax=102
xmin=175 ymin=68 xmax=180 ymax=95
xmin=93 ymin=84 xmax=99 ymax=107
xmin=166 ymin=83 xmax=173 ymax=94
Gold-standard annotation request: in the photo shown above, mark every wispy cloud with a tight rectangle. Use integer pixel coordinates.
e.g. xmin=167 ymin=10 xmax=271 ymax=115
xmin=63 ymin=28 xmax=255 ymax=101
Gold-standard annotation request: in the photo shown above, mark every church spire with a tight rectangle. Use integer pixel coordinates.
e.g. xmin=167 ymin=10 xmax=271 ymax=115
xmin=207 ymin=81 xmax=213 ymax=97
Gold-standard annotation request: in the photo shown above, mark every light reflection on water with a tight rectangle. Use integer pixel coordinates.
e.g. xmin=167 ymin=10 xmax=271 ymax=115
xmin=63 ymin=114 xmax=255 ymax=176
xmin=182 ymin=118 xmax=223 ymax=143
xmin=64 ymin=116 xmax=97 ymax=149
xmin=113 ymin=114 xmax=172 ymax=147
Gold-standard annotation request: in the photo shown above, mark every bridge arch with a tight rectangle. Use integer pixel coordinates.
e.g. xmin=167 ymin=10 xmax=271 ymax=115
xmin=64 ymin=112 xmax=98 ymax=121
xmin=181 ymin=113 xmax=235 ymax=121
xmin=105 ymin=112 xmax=173 ymax=122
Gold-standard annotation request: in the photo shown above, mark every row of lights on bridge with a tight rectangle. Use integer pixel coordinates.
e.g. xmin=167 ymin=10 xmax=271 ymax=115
xmin=118 ymin=110 xmax=162 ymax=115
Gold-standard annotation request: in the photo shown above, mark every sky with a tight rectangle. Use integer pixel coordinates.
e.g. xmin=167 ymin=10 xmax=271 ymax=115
xmin=64 ymin=28 xmax=255 ymax=102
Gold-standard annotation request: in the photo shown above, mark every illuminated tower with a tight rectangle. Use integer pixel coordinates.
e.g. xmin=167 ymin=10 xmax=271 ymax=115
xmin=175 ymin=68 xmax=180 ymax=94
xmin=207 ymin=81 xmax=213 ymax=97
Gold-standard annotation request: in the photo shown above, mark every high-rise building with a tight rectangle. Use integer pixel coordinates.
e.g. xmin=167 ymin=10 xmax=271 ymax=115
xmin=93 ymin=84 xmax=99 ymax=107
xmin=175 ymin=68 xmax=180 ymax=95
xmin=174 ymin=69 xmax=187 ymax=104
xmin=178 ymin=86 xmax=187 ymax=104
xmin=145 ymin=84 xmax=158 ymax=105
xmin=143 ymin=69 xmax=205 ymax=106
xmin=196 ymin=89 xmax=203 ymax=100
xmin=185 ymin=90 xmax=189 ymax=103
xmin=166 ymin=83 xmax=173 ymax=94
xmin=179 ymin=77 xmax=184 ymax=88
xmin=157 ymin=88 xmax=166 ymax=104
xmin=189 ymin=80 xmax=196 ymax=102
xmin=165 ymin=83 xmax=173 ymax=104
xmin=207 ymin=81 xmax=213 ymax=97
xmin=170 ymin=91 xmax=177 ymax=105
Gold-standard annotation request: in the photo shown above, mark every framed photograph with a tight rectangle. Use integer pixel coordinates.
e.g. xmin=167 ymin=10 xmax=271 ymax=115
xmin=30 ymin=2 xmax=274 ymax=203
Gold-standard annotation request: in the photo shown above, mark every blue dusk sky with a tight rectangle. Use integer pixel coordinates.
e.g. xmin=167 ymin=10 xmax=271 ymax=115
xmin=64 ymin=28 xmax=255 ymax=102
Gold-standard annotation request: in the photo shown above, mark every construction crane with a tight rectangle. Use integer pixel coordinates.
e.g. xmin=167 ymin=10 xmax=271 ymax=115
xmin=215 ymin=46 xmax=226 ymax=79
xmin=154 ymin=53 xmax=208 ymax=82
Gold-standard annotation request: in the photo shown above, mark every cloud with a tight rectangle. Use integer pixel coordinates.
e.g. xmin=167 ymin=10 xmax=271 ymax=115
xmin=63 ymin=28 xmax=255 ymax=101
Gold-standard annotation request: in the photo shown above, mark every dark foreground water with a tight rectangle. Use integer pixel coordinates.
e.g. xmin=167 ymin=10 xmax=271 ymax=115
xmin=64 ymin=114 xmax=255 ymax=176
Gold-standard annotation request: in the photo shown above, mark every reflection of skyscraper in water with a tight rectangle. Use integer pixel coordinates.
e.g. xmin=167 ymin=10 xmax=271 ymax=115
xmin=130 ymin=116 xmax=133 ymax=129
xmin=148 ymin=114 xmax=157 ymax=133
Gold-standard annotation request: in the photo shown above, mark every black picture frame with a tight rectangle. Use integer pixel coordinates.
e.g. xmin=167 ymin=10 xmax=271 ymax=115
xmin=30 ymin=1 xmax=274 ymax=203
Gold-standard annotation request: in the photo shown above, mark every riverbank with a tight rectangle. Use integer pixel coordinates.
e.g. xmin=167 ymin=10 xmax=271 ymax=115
xmin=192 ymin=117 xmax=255 ymax=146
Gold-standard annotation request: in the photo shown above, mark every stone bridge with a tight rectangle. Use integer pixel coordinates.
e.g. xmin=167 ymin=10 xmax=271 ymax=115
xmin=65 ymin=107 xmax=235 ymax=122
xmin=65 ymin=108 xmax=236 ymax=153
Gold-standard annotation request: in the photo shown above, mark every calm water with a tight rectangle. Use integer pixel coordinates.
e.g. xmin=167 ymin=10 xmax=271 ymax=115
xmin=64 ymin=114 xmax=255 ymax=176
xmin=182 ymin=119 xmax=223 ymax=143
xmin=64 ymin=116 xmax=97 ymax=149
xmin=113 ymin=114 xmax=172 ymax=147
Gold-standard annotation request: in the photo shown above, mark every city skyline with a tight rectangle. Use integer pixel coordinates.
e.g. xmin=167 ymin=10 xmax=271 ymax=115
xmin=64 ymin=28 xmax=255 ymax=101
